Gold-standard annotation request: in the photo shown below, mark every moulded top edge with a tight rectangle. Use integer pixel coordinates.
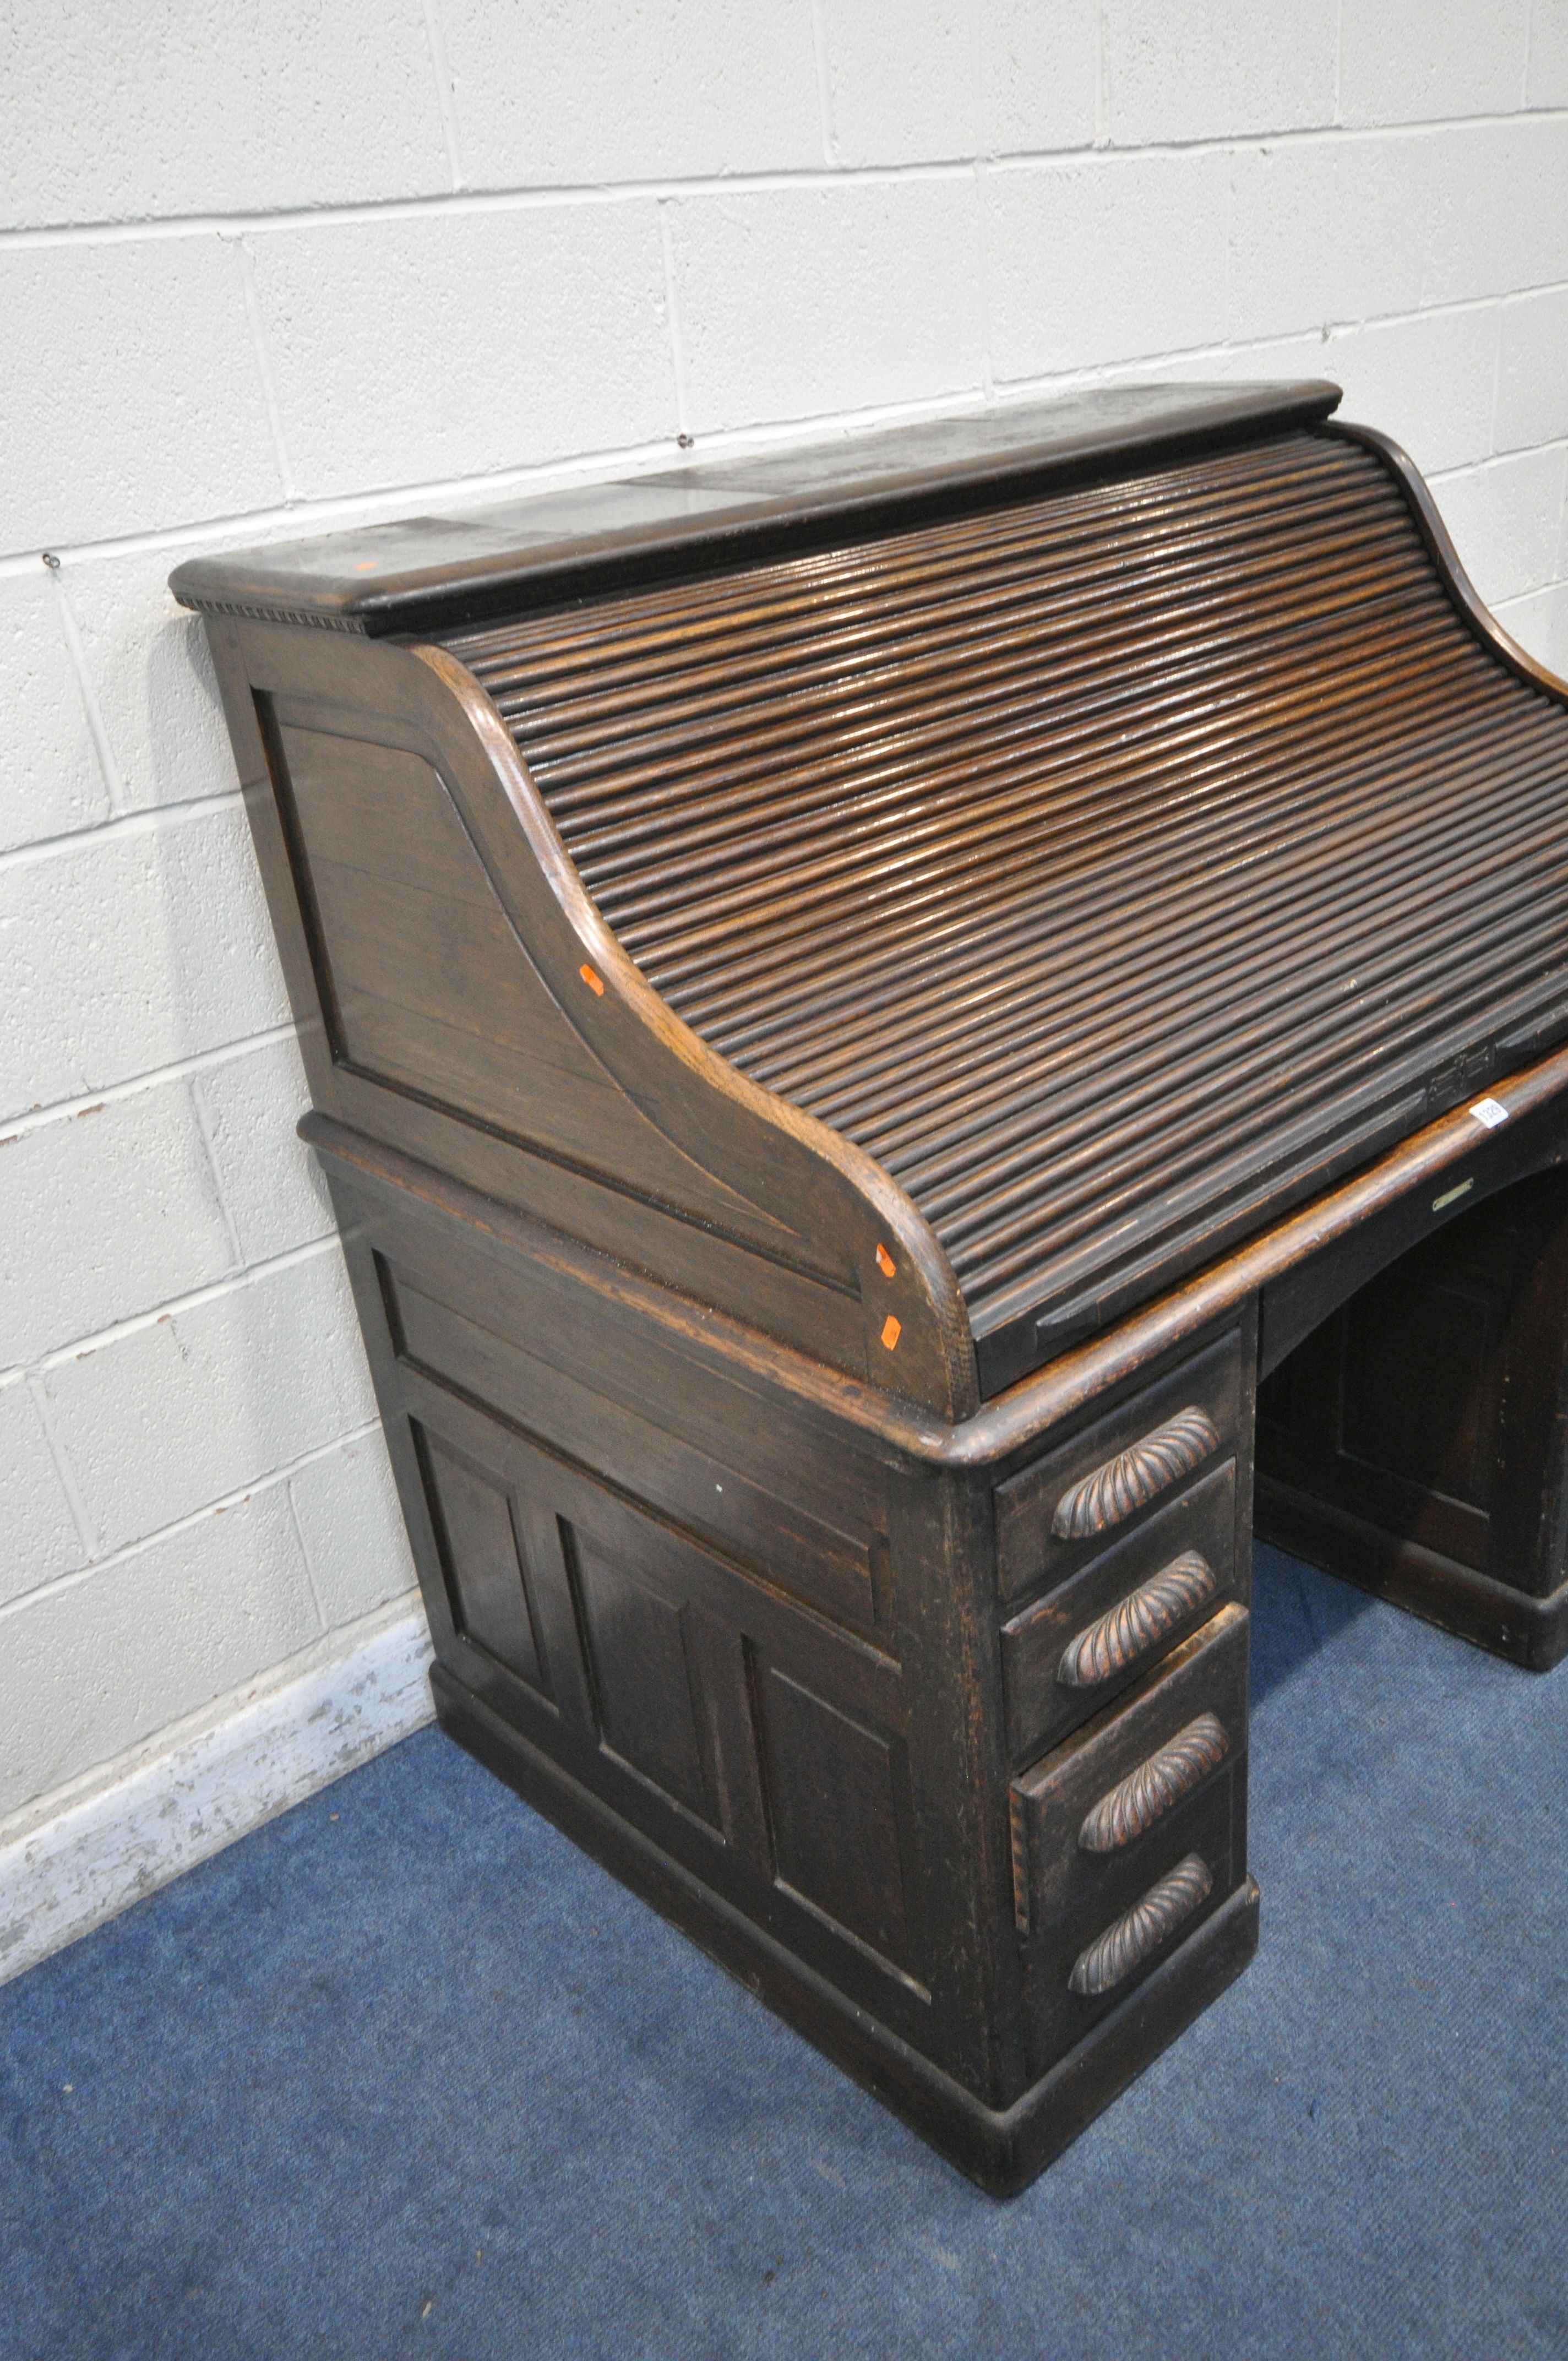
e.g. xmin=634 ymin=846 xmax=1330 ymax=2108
xmin=168 ymin=379 xmax=1342 ymax=633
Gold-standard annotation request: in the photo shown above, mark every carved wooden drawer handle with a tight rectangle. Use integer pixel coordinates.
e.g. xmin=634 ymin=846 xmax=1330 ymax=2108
xmin=1069 ymin=1854 xmax=1214 ymax=1996
xmin=1057 ymin=1551 xmax=1218 ymax=1690
xmin=1077 ymin=1713 xmax=1230 ymax=1853
xmin=1050 ymin=1406 xmax=1221 ymax=1541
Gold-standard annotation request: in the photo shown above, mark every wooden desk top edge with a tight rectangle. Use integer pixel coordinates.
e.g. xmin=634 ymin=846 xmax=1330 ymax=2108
xmin=169 ymin=380 xmax=1342 ymax=634
xmin=302 ymin=1036 xmax=1568 ymax=1477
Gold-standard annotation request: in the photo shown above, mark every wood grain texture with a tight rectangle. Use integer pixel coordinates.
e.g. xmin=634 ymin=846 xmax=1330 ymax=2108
xmin=180 ymin=384 xmax=1568 ymax=2193
xmin=1008 ymin=1603 xmax=1248 ymax=2049
xmin=168 ymin=383 xmax=1342 ymax=632
xmin=995 ymin=1331 xmax=1243 ymax=1600
xmin=1258 ymin=1165 xmax=1568 ymax=1667
xmin=1069 ymin=1854 xmax=1215 ymax=1997
xmin=1057 ymin=1553 xmax=1221 ymax=1690
xmin=1050 ymin=1407 xmax=1221 ymax=1539
xmin=1077 ymin=1714 xmax=1231 ymax=1853
xmin=444 ymin=428 xmax=1568 ymax=1391
xmin=1000 ymin=1461 xmax=1243 ymax=1767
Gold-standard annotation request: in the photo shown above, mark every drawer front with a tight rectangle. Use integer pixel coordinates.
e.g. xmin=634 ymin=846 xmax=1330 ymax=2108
xmin=1000 ymin=1461 xmax=1240 ymax=1766
xmin=1009 ymin=1600 xmax=1249 ymax=1935
xmin=995 ymin=1331 xmax=1243 ymax=1603
xmin=1020 ymin=1767 xmax=1244 ymax=2074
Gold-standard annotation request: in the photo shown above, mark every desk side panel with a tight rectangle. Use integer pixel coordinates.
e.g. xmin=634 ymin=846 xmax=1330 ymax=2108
xmin=199 ymin=612 xmax=974 ymax=1416
xmin=320 ymin=1149 xmax=1016 ymax=2094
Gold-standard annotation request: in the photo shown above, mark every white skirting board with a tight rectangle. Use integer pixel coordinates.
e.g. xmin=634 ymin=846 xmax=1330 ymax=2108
xmin=0 ymin=1604 xmax=435 ymax=1989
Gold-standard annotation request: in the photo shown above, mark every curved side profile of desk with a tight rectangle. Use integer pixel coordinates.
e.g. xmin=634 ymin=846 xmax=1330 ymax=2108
xmin=173 ymin=382 xmax=1568 ymax=2193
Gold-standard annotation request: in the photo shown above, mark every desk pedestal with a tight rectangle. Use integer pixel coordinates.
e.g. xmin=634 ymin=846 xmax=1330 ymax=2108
xmin=1256 ymin=1167 xmax=1568 ymax=1670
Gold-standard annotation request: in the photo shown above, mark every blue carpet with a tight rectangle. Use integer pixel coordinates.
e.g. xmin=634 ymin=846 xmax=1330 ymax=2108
xmin=3 ymin=1546 xmax=1565 ymax=2360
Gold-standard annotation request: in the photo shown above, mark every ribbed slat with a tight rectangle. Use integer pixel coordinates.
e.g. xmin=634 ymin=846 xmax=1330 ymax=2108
xmin=442 ymin=432 xmax=1568 ymax=1379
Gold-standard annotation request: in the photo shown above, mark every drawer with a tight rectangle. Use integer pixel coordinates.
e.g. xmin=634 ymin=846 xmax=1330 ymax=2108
xmin=995 ymin=1330 xmax=1243 ymax=1603
xmin=1020 ymin=1767 xmax=1244 ymax=2076
xmin=1012 ymin=1603 xmax=1250 ymax=2073
xmin=1000 ymin=1460 xmax=1241 ymax=1766
xmin=1008 ymin=1600 xmax=1249 ymax=1935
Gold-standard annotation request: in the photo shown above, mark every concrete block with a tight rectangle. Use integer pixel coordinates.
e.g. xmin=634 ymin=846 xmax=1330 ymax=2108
xmin=0 ymin=1083 xmax=237 ymax=1370
xmin=1423 ymin=122 xmax=1568 ymax=308
xmin=1430 ymin=444 xmax=1568 ymax=608
xmin=248 ymin=202 xmax=676 ymax=500
xmin=987 ymin=151 xmax=1228 ymax=382
xmin=1230 ymin=134 xmax=1429 ymax=343
xmin=1102 ymin=333 xmax=1331 ymax=392
xmin=289 ymin=1434 xmax=418 ymax=1629
xmin=58 ymin=550 xmax=237 ymax=815
xmin=441 ymin=0 xmax=821 ymax=184
xmin=0 ymin=239 xmax=282 ymax=554
xmin=1103 ymin=0 xmax=1336 ymax=144
xmin=0 ymin=1489 xmax=320 ymax=1823
xmin=1494 ymin=585 xmax=1568 ymax=680
xmin=1495 ymin=289 xmax=1568 ymax=456
xmin=979 ymin=0 xmax=1097 ymax=155
xmin=1324 ymin=304 xmax=1501 ymax=477
xmin=0 ymin=1377 xmax=84 ymax=1612
xmin=670 ymin=179 xmax=986 ymax=432
xmin=1529 ymin=3 xmax=1568 ymax=105
xmin=0 ymin=805 xmax=291 ymax=1124
xmin=194 ymin=1035 xmax=335 ymax=1266
xmin=1340 ymin=0 xmax=1531 ymax=126
xmin=0 ymin=570 xmax=111 ymax=857
xmin=820 ymin=0 xmax=975 ymax=166
xmin=1 ymin=0 xmax=447 ymax=230
xmin=42 ymin=1248 xmax=378 ymax=1556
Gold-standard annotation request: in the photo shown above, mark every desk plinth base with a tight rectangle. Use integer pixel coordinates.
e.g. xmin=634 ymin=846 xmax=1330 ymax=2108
xmin=1255 ymin=1477 xmax=1568 ymax=1671
xmin=432 ymin=1664 xmax=1260 ymax=2198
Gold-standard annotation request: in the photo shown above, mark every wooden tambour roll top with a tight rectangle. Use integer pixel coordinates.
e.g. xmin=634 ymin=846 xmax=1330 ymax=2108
xmin=171 ymin=381 xmax=1568 ymax=1413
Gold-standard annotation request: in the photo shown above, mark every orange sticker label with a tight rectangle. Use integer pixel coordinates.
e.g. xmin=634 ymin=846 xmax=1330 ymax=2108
xmin=875 ymin=1243 xmax=896 ymax=1278
xmin=579 ymin=964 xmax=605 ymax=995
xmin=880 ymin=1315 xmax=901 ymax=1351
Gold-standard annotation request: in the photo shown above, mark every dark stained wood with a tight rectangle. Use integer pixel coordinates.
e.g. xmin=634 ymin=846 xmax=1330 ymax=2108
xmin=418 ymin=1431 xmax=552 ymax=1698
xmin=755 ymin=1664 xmax=919 ymax=1970
xmin=429 ymin=1658 xmax=1261 ymax=2196
xmin=169 ymin=382 xmax=1341 ymax=634
xmin=1257 ymin=1165 xmax=1568 ymax=1667
xmin=993 ymin=1331 xmax=1244 ymax=1600
xmin=1011 ymin=1604 xmax=1248 ymax=1934
xmin=178 ymin=383 xmax=1568 ymax=2194
xmin=1000 ymin=1465 xmax=1244 ymax=1769
xmin=440 ymin=427 xmax=1568 ymax=1392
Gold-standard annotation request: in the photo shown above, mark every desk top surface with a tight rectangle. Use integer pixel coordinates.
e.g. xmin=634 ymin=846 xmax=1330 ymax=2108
xmin=170 ymin=381 xmax=1341 ymax=636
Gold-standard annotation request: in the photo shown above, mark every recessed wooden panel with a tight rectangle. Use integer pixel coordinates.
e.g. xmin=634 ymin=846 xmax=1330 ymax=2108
xmin=1255 ymin=1185 xmax=1556 ymax=1575
xmin=381 ymin=1256 xmax=884 ymax=1639
xmin=571 ymin=1530 xmax=715 ymax=1824
xmin=270 ymin=720 xmax=794 ymax=1238
xmin=418 ymin=1430 xmax=549 ymax=1696
xmin=1341 ymin=1272 xmax=1493 ymax=1504
xmin=392 ymin=1355 xmax=939 ymax=2010
xmin=756 ymin=1666 xmax=912 ymax=1969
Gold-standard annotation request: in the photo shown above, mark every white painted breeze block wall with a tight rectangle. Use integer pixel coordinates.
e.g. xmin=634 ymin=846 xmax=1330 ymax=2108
xmin=5 ymin=2 xmax=1568 ymax=1977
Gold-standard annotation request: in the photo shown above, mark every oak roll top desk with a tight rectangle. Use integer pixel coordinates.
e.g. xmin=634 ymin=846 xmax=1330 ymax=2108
xmin=173 ymin=382 xmax=1568 ymax=2194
